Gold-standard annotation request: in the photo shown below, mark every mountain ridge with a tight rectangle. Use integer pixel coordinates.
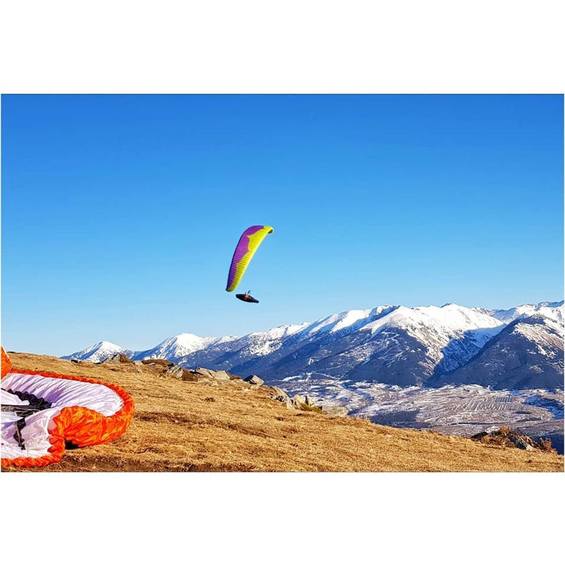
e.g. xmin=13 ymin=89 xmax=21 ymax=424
xmin=64 ymin=300 xmax=564 ymax=390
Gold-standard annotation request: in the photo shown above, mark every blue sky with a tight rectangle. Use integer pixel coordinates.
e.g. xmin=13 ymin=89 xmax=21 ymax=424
xmin=2 ymin=95 xmax=563 ymax=355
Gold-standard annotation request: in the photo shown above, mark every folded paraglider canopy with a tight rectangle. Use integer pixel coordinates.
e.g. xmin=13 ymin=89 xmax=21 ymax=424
xmin=1 ymin=348 xmax=134 ymax=469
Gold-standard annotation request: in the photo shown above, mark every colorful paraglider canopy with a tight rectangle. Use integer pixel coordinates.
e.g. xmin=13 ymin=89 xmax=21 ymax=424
xmin=226 ymin=225 xmax=273 ymax=293
xmin=1 ymin=348 xmax=134 ymax=468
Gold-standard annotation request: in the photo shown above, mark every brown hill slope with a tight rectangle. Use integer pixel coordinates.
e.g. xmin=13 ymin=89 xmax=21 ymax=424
xmin=4 ymin=352 xmax=563 ymax=472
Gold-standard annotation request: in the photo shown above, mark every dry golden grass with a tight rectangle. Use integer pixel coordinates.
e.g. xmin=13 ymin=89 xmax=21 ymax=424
xmin=5 ymin=352 xmax=564 ymax=472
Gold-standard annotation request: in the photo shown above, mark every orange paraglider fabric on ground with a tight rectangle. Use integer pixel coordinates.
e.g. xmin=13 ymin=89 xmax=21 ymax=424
xmin=1 ymin=355 xmax=134 ymax=469
xmin=1 ymin=347 xmax=12 ymax=377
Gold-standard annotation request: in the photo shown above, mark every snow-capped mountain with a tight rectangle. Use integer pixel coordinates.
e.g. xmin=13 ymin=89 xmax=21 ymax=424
xmin=167 ymin=322 xmax=309 ymax=371
xmin=64 ymin=300 xmax=564 ymax=389
xmin=440 ymin=314 xmax=564 ymax=389
xmin=132 ymin=333 xmax=236 ymax=364
xmin=489 ymin=301 xmax=564 ymax=325
xmin=211 ymin=303 xmax=507 ymax=386
xmin=63 ymin=341 xmax=130 ymax=363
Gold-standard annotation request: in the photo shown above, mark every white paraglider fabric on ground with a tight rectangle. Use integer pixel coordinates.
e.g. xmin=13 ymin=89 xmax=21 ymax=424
xmin=1 ymin=372 xmax=124 ymax=460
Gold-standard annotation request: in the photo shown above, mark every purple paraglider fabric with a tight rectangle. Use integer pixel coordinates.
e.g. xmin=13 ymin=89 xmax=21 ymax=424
xmin=226 ymin=225 xmax=273 ymax=292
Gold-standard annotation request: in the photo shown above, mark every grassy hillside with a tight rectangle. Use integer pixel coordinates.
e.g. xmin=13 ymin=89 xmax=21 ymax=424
xmin=4 ymin=352 xmax=563 ymax=472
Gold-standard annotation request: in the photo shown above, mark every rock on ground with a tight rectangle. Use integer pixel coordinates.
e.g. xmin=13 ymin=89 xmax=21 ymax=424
xmin=245 ymin=375 xmax=264 ymax=386
xmin=103 ymin=353 xmax=134 ymax=365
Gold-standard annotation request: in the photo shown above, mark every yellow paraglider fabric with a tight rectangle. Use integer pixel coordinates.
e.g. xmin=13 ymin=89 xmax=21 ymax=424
xmin=226 ymin=225 xmax=273 ymax=292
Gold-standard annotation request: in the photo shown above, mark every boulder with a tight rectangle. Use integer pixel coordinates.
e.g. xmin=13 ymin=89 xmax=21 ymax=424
xmin=190 ymin=367 xmax=213 ymax=379
xmin=268 ymin=387 xmax=293 ymax=409
xmin=163 ymin=365 xmax=199 ymax=381
xmin=291 ymin=394 xmax=307 ymax=409
xmin=244 ymin=375 xmax=264 ymax=386
xmin=289 ymin=394 xmax=323 ymax=412
xmin=141 ymin=358 xmax=173 ymax=367
xmin=180 ymin=372 xmax=200 ymax=382
xmin=166 ymin=365 xmax=186 ymax=379
xmin=472 ymin=427 xmax=541 ymax=451
xmin=191 ymin=367 xmax=216 ymax=379
xmin=103 ymin=353 xmax=134 ymax=365
xmin=191 ymin=368 xmax=231 ymax=381
xmin=513 ymin=436 xmax=535 ymax=451
xmin=270 ymin=386 xmax=290 ymax=402
xmin=211 ymin=370 xmax=232 ymax=382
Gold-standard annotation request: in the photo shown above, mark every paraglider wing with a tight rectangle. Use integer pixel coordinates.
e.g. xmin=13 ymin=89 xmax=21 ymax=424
xmin=226 ymin=225 xmax=273 ymax=292
xmin=1 ymin=369 xmax=134 ymax=468
xmin=0 ymin=348 xmax=134 ymax=469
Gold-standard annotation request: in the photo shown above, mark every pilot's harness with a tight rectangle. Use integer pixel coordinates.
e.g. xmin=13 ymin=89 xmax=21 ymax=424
xmin=2 ymin=390 xmax=52 ymax=449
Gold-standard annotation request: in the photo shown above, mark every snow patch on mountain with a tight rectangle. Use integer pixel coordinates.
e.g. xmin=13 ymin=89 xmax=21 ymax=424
xmin=305 ymin=309 xmax=372 ymax=335
xmin=361 ymin=304 xmax=503 ymax=335
xmin=513 ymin=316 xmax=563 ymax=357
xmin=302 ymin=305 xmax=397 ymax=336
xmin=244 ymin=323 xmax=309 ymax=356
